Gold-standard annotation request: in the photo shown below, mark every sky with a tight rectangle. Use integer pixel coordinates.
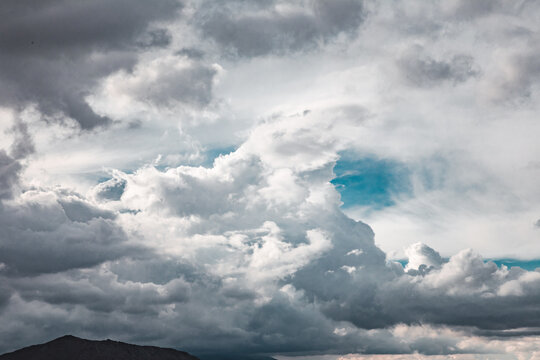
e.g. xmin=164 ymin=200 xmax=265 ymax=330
xmin=1 ymin=0 xmax=540 ymax=359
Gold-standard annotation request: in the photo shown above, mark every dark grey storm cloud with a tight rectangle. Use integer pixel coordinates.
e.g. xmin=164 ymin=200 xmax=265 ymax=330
xmin=0 ymin=192 xmax=142 ymax=275
xmin=291 ymin=227 xmax=531 ymax=332
xmin=397 ymin=46 xmax=479 ymax=87
xmin=195 ymin=0 xmax=365 ymax=57
xmin=0 ymin=0 xmax=182 ymax=129
xmin=11 ymin=269 xmax=190 ymax=314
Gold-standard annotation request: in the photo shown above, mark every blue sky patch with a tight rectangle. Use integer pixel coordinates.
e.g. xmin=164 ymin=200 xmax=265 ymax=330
xmin=489 ymin=259 xmax=540 ymax=271
xmin=394 ymin=258 xmax=540 ymax=271
xmin=331 ymin=153 xmax=411 ymax=209
xmin=203 ymin=146 xmax=237 ymax=167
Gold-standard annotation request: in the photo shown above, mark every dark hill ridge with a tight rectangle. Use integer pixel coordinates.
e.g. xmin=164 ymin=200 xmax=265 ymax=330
xmin=0 ymin=335 xmax=200 ymax=360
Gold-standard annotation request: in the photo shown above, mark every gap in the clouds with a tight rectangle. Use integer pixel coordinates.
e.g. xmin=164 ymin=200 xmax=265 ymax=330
xmin=489 ymin=259 xmax=540 ymax=271
xmin=203 ymin=146 xmax=237 ymax=167
xmin=331 ymin=153 xmax=411 ymax=210
xmin=394 ymin=259 xmax=540 ymax=271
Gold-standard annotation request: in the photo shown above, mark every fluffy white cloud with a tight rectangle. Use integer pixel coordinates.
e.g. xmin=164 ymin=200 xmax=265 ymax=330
xmin=3 ymin=108 xmax=540 ymax=358
xmin=404 ymin=243 xmax=444 ymax=272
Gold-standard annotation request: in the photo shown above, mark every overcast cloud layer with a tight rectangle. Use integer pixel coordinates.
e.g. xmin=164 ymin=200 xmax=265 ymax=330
xmin=1 ymin=1 xmax=540 ymax=359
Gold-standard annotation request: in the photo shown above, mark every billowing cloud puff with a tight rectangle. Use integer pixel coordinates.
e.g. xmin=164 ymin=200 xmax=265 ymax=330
xmin=96 ymin=55 xmax=221 ymax=110
xmin=404 ymin=242 xmax=444 ymax=273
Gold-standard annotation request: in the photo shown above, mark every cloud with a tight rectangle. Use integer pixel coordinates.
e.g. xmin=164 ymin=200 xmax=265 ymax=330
xmin=0 ymin=190 xmax=141 ymax=276
xmin=11 ymin=268 xmax=190 ymax=314
xmin=0 ymin=119 xmax=34 ymax=200
xmin=96 ymin=55 xmax=221 ymax=109
xmin=2 ymin=1 xmax=540 ymax=359
xmin=482 ymin=49 xmax=540 ymax=102
xmin=91 ymin=176 xmax=127 ymax=202
xmin=441 ymin=0 xmax=500 ymax=19
xmin=0 ymin=0 xmax=182 ymax=129
xmin=195 ymin=0 xmax=365 ymax=57
xmin=404 ymin=242 xmax=444 ymax=273
xmin=3 ymin=110 xmax=540 ymax=358
xmin=397 ymin=46 xmax=479 ymax=87
xmin=378 ymin=246 xmax=540 ymax=331
xmin=0 ymin=150 xmax=21 ymax=200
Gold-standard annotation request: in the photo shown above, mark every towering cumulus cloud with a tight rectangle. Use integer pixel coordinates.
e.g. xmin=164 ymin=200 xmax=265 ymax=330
xmin=1 ymin=1 xmax=540 ymax=360
xmin=2 ymin=111 xmax=540 ymax=358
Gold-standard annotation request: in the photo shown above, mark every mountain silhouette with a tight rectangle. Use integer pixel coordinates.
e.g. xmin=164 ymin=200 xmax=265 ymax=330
xmin=0 ymin=335 xmax=200 ymax=360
